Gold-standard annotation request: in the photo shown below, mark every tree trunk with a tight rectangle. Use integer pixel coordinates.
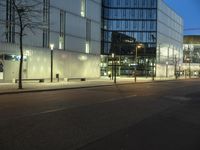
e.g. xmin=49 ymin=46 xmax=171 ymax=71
xmin=18 ymin=29 xmax=23 ymax=89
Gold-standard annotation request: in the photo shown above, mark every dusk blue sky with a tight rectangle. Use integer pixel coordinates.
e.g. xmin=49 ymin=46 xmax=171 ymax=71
xmin=164 ymin=0 xmax=200 ymax=35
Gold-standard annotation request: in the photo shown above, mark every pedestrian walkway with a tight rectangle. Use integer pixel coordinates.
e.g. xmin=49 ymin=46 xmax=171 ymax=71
xmin=0 ymin=76 xmax=190 ymax=95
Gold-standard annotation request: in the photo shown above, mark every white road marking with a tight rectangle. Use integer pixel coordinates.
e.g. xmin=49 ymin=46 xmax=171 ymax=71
xmin=35 ymin=108 xmax=66 ymax=115
xmin=106 ymin=94 xmax=137 ymax=102
xmin=29 ymin=95 xmax=137 ymax=117
xmin=165 ymin=96 xmax=191 ymax=101
xmin=4 ymin=94 xmax=138 ymax=120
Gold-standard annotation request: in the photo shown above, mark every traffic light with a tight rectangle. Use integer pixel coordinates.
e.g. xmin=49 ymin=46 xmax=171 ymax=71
xmin=0 ymin=61 xmax=3 ymax=72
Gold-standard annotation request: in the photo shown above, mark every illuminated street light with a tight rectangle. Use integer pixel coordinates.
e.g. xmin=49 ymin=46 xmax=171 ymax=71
xmin=50 ymin=44 xmax=54 ymax=82
xmin=112 ymin=53 xmax=116 ymax=83
xmin=186 ymin=57 xmax=191 ymax=78
xmin=166 ymin=61 xmax=168 ymax=78
xmin=152 ymin=58 xmax=155 ymax=81
xmin=179 ymin=64 xmax=181 ymax=78
xmin=111 ymin=53 xmax=114 ymax=80
xmin=134 ymin=44 xmax=143 ymax=82
xmin=174 ymin=55 xmax=178 ymax=79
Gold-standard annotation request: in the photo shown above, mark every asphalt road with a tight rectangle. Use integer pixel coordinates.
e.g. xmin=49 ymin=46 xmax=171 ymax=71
xmin=0 ymin=79 xmax=200 ymax=150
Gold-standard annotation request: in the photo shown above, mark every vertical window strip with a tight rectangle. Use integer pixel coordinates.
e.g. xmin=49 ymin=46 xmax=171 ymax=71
xmin=59 ymin=10 xmax=66 ymax=50
xmin=6 ymin=0 xmax=15 ymax=43
xmin=86 ymin=19 xmax=91 ymax=53
xmin=81 ymin=0 xmax=86 ymax=17
xmin=43 ymin=0 xmax=50 ymax=48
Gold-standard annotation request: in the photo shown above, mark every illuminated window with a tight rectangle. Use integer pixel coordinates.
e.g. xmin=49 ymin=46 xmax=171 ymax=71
xmin=59 ymin=36 xmax=64 ymax=49
xmin=81 ymin=0 xmax=86 ymax=17
xmin=86 ymin=19 xmax=91 ymax=53
xmin=86 ymin=42 xmax=90 ymax=53
xmin=59 ymin=10 xmax=66 ymax=49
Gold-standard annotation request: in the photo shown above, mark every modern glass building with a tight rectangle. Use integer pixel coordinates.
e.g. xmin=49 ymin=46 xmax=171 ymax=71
xmin=183 ymin=35 xmax=200 ymax=63
xmin=101 ymin=0 xmax=183 ymax=78
xmin=182 ymin=35 xmax=200 ymax=77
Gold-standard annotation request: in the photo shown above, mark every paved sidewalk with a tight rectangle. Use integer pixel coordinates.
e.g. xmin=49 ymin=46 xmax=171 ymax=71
xmin=0 ymin=76 xmax=186 ymax=95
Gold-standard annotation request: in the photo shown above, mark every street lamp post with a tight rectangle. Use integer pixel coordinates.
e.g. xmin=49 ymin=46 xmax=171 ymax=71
xmin=50 ymin=44 xmax=54 ymax=82
xmin=134 ymin=46 xmax=137 ymax=82
xmin=134 ymin=44 xmax=142 ymax=83
xmin=189 ymin=59 xmax=191 ymax=78
xmin=199 ymin=63 xmax=200 ymax=78
xmin=179 ymin=64 xmax=181 ymax=79
xmin=145 ymin=58 xmax=148 ymax=78
xmin=187 ymin=58 xmax=191 ymax=78
xmin=166 ymin=61 xmax=168 ymax=78
xmin=112 ymin=53 xmax=114 ymax=80
xmin=174 ymin=55 xmax=177 ymax=79
xmin=152 ymin=58 xmax=155 ymax=81
xmin=114 ymin=60 xmax=116 ymax=84
xmin=112 ymin=53 xmax=116 ymax=83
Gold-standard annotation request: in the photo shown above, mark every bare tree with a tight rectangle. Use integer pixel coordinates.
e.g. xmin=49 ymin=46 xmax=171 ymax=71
xmin=1 ymin=0 xmax=43 ymax=89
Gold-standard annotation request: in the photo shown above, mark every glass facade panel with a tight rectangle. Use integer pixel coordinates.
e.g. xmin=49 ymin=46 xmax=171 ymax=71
xmin=81 ymin=0 xmax=86 ymax=17
xmin=101 ymin=0 xmax=157 ymax=76
xmin=157 ymin=0 xmax=183 ymax=65
xmin=155 ymin=0 xmax=183 ymax=78
xmin=183 ymin=35 xmax=200 ymax=64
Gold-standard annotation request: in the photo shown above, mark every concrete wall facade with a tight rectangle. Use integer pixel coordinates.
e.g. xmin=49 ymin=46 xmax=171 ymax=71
xmin=0 ymin=0 xmax=101 ymax=82
xmin=0 ymin=43 xmax=100 ymax=82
